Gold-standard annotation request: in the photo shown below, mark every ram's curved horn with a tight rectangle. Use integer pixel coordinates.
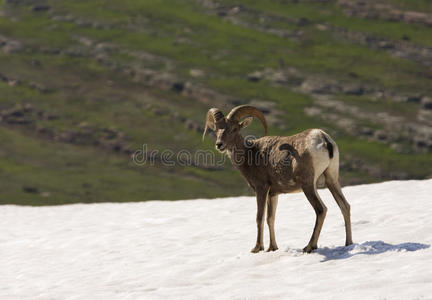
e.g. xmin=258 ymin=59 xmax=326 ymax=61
xmin=202 ymin=108 xmax=225 ymax=140
xmin=227 ymin=105 xmax=267 ymax=134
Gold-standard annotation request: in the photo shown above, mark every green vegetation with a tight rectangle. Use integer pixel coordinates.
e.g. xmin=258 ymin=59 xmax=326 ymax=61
xmin=0 ymin=0 xmax=430 ymax=205
xmin=0 ymin=126 xmax=248 ymax=205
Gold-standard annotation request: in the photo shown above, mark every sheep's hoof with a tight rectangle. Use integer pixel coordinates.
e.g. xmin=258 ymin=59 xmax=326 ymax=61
xmin=266 ymin=245 xmax=278 ymax=252
xmin=251 ymin=245 xmax=264 ymax=253
xmin=303 ymin=244 xmax=317 ymax=253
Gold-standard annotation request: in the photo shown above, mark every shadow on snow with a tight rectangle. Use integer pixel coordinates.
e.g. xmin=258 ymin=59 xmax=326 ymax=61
xmin=314 ymin=241 xmax=430 ymax=262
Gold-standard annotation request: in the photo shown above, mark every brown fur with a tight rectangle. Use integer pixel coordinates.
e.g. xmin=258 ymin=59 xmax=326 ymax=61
xmin=205 ymin=108 xmax=353 ymax=253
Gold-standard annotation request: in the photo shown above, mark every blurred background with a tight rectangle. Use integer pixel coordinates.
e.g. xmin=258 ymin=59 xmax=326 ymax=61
xmin=0 ymin=0 xmax=431 ymax=205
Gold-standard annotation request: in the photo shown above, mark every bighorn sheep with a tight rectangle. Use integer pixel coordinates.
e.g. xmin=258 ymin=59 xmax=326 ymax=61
xmin=203 ymin=105 xmax=353 ymax=253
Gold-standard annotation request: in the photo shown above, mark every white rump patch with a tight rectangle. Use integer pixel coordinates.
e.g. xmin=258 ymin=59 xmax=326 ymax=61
xmin=308 ymin=129 xmax=326 ymax=150
xmin=307 ymin=129 xmax=330 ymax=181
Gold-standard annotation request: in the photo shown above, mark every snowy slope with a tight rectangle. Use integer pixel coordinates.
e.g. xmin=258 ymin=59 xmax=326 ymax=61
xmin=1 ymin=180 xmax=432 ymax=299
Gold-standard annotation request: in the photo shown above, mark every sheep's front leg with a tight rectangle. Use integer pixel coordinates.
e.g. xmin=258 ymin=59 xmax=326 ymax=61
xmin=266 ymin=194 xmax=279 ymax=252
xmin=251 ymin=189 xmax=268 ymax=253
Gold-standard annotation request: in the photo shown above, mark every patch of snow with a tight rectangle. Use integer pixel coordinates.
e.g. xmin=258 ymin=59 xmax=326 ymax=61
xmin=1 ymin=180 xmax=432 ymax=299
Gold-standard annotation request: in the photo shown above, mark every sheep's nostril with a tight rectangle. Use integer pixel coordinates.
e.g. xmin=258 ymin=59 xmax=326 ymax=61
xmin=216 ymin=143 xmax=223 ymax=149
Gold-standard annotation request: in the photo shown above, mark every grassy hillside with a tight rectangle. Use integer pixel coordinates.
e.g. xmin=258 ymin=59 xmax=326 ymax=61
xmin=0 ymin=0 xmax=431 ymax=205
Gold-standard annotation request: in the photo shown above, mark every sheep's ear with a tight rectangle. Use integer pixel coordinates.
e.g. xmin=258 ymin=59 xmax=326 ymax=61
xmin=239 ymin=117 xmax=253 ymax=129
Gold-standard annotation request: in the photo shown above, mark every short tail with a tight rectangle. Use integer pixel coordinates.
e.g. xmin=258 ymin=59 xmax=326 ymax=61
xmin=322 ymin=135 xmax=334 ymax=159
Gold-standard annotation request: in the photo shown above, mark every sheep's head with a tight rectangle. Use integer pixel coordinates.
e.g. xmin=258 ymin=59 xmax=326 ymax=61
xmin=203 ymin=105 xmax=268 ymax=152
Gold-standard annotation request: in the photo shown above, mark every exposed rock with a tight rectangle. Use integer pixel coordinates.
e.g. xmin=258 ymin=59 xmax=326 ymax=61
xmin=5 ymin=0 xmax=28 ymax=4
xmin=51 ymin=15 xmax=76 ymax=22
xmin=0 ymin=104 xmax=35 ymax=124
xmin=151 ymin=106 xmax=170 ymax=116
xmin=338 ymin=153 xmax=410 ymax=184
xmin=54 ymin=130 xmax=75 ymax=143
xmin=199 ymin=1 xmax=305 ymax=42
xmin=171 ymin=82 xmax=185 ymax=93
xmin=75 ymin=19 xmax=92 ymax=27
xmin=0 ymin=35 xmax=23 ymax=54
xmin=52 ymin=14 xmax=113 ymax=30
xmin=100 ymin=139 xmax=131 ymax=154
xmin=21 ymin=103 xmax=34 ymax=112
xmin=296 ymin=17 xmax=310 ymax=26
xmin=200 ymin=0 xmax=219 ymax=9
xmin=315 ymin=23 xmax=329 ymax=31
xmin=329 ymin=25 xmax=432 ymax=67
xmin=179 ymin=82 xmax=232 ymax=110
xmin=147 ymin=72 xmax=177 ymax=90
xmin=40 ymin=191 xmax=51 ymax=198
xmin=342 ymin=84 xmax=364 ymax=96
xmin=402 ymin=11 xmax=432 ymax=25
xmin=101 ymin=127 xmax=120 ymax=140
xmin=304 ymin=106 xmax=321 ymax=117
xmin=246 ymin=71 xmax=262 ymax=82
xmin=63 ymin=48 xmax=87 ymax=58
xmin=378 ymin=41 xmax=394 ymax=49
xmin=251 ymin=67 xmax=430 ymax=110
xmin=77 ymin=122 xmax=90 ymax=130
xmin=36 ymin=126 xmax=54 ymax=137
xmin=228 ymin=6 xmax=243 ymax=16
xmin=0 ymin=102 xmax=132 ymax=154
xmin=29 ymin=82 xmax=50 ymax=93
xmin=406 ymin=95 xmax=422 ymax=103
xmin=184 ymin=119 xmax=204 ymax=133
xmin=75 ymin=36 xmax=94 ymax=47
xmin=390 ymin=143 xmax=410 ymax=154
xmin=305 ymin=98 xmax=432 ymax=153
xmin=189 ymin=69 xmax=204 ymax=77
xmin=31 ymin=5 xmax=51 ymax=12
xmin=23 ymin=186 xmax=38 ymax=193
xmin=374 ymin=130 xmax=388 ymax=141
xmin=52 ymin=125 xmax=131 ymax=154
xmin=1 ymin=75 xmax=20 ymax=87
xmin=247 ymin=68 xmax=304 ymax=86
xmin=360 ymin=127 xmax=374 ymax=136
xmin=39 ymin=111 xmax=59 ymax=121
xmin=418 ymin=109 xmax=432 ymax=126
xmin=172 ymin=37 xmax=195 ymax=46
xmin=300 ymin=78 xmax=340 ymax=94
xmin=130 ymin=68 xmax=156 ymax=82
xmin=338 ymin=0 xmax=432 ymax=26
xmin=422 ymin=97 xmax=432 ymax=110
xmin=246 ymin=65 xmax=431 ymax=152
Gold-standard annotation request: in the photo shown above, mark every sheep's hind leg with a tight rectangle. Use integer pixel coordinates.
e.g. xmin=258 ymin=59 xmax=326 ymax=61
xmin=302 ymin=184 xmax=327 ymax=253
xmin=266 ymin=194 xmax=279 ymax=252
xmin=325 ymin=175 xmax=353 ymax=246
